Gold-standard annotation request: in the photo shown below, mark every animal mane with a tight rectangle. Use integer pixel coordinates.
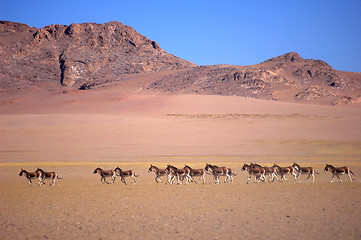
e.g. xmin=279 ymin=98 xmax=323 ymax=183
xmin=207 ymin=164 xmax=218 ymax=168
xmin=93 ymin=167 xmax=103 ymax=173
xmin=150 ymin=165 xmax=159 ymax=170
xmin=170 ymin=165 xmax=178 ymax=170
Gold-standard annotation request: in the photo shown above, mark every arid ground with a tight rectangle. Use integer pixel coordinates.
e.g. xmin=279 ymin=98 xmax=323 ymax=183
xmin=1 ymin=87 xmax=361 ymax=239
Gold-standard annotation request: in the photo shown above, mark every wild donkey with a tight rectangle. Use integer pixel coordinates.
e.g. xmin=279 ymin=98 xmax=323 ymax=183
xmin=35 ymin=168 xmax=62 ymax=186
xmin=114 ymin=167 xmax=139 ymax=185
xmin=205 ymin=163 xmax=235 ymax=184
xmin=148 ymin=164 xmax=167 ymax=183
xmin=93 ymin=167 xmax=117 ymax=184
xmin=292 ymin=162 xmax=319 ymax=182
xmin=241 ymin=164 xmax=265 ymax=183
xmin=184 ymin=165 xmax=206 ymax=184
xmin=19 ymin=169 xmax=44 ymax=187
xmin=324 ymin=164 xmax=354 ymax=183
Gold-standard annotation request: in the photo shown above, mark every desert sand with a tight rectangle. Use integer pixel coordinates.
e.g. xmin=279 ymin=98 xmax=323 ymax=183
xmin=1 ymin=85 xmax=361 ymax=239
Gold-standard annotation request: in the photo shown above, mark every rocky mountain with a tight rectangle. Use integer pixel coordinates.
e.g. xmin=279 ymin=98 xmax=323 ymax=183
xmin=146 ymin=52 xmax=361 ymax=104
xmin=0 ymin=21 xmax=195 ymax=89
xmin=1 ymin=21 xmax=360 ymax=105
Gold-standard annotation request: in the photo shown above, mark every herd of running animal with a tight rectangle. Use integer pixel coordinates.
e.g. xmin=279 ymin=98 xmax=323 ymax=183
xmin=19 ymin=163 xmax=355 ymax=186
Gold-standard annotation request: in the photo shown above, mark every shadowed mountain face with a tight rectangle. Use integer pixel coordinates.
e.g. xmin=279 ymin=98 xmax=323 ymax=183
xmin=0 ymin=21 xmax=195 ymax=89
xmin=1 ymin=21 xmax=360 ymax=105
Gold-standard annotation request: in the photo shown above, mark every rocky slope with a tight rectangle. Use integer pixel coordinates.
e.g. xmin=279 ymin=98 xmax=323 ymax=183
xmin=1 ymin=21 xmax=360 ymax=105
xmin=146 ymin=52 xmax=361 ymax=104
xmin=0 ymin=21 xmax=195 ymax=89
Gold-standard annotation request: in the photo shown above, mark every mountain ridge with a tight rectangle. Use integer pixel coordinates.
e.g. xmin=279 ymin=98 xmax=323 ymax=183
xmin=1 ymin=21 xmax=360 ymax=105
xmin=0 ymin=20 xmax=195 ymax=89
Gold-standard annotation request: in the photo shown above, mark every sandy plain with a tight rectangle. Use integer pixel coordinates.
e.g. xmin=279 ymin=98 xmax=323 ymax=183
xmin=1 ymin=85 xmax=361 ymax=239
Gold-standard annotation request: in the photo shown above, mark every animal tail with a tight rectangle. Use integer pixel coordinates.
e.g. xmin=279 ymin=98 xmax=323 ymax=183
xmin=134 ymin=174 xmax=139 ymax=177
xmin=314 ymin=171 xmax=320 ymax=175
xmin=350 ymin=170 xmax=355 ymax=176
xmin=57 ymin=175 xmax=62 ymax=179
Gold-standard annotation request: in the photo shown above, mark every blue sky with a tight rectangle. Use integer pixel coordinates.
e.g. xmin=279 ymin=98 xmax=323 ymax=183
xmin=2 ymin=0 xmax=361 ymax=72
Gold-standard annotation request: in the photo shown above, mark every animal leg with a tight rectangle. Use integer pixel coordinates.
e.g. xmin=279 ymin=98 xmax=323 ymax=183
xmin=348 ymin=173 xmax=353 ymax=182
xmin=273 ymin=173 xmax=279 ymax=182
xmin=167 ymin=175 xmax=172 ymax=184
xmin=37 ymin=179 xmax=43 ymax=186
xmin=270 ymin=174 xmax=275 ymax=182
xmin=268 ymin=174 xmax=272 ymax=182
xmin=283 ymin=175 xmax=289 ymax=182
xmin=292 ymin=173 xmax=297 ymax=181
xmin=121 ymin=177 xmax=127 ymax=185
xmin=168 ymin=175 xmax=174 ymax=184
xmin=103 ymin=177 xmax=110 ymax=184
xmin=247 ymin=176 xmax=251 ymax=184
xmin=336 ymin=174 xmax=342 ymax=183
xmin=254 ymin=175 xmax=259 ymax=183
xmin=261 ymin=174 xmax=266 ymax=182
xmin=267 ymin=174 xmax=271 ymax=182
xmin=305 ymin=173 xmax=311 ymax=182
xmin=39 ymin=176 xmax=46 ymax=186
xmin=229 ymin=175 xmax=233 ymax=183
xmin=311 ymin=173 xmax=315 ymax=182
xmin=28 ymin=179 xmax=34 ymax=187
xmin=330 ymin=174 xmax=335 ymax=183
xmin=187 ymin=175 xmax=191 ymax=184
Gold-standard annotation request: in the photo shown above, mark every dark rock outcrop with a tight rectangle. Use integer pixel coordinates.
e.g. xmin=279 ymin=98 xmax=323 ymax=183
xmin=295 ymin=86 xmax=334 ymax=101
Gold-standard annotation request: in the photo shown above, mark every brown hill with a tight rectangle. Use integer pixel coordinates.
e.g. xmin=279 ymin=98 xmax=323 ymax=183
xmin=1 ymin=21 xmax=360 ymax=105
xmin=146 ymin=52 xmax=361 ymax=104
xmin=0 ymin=21 xmax=195 ymax=89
